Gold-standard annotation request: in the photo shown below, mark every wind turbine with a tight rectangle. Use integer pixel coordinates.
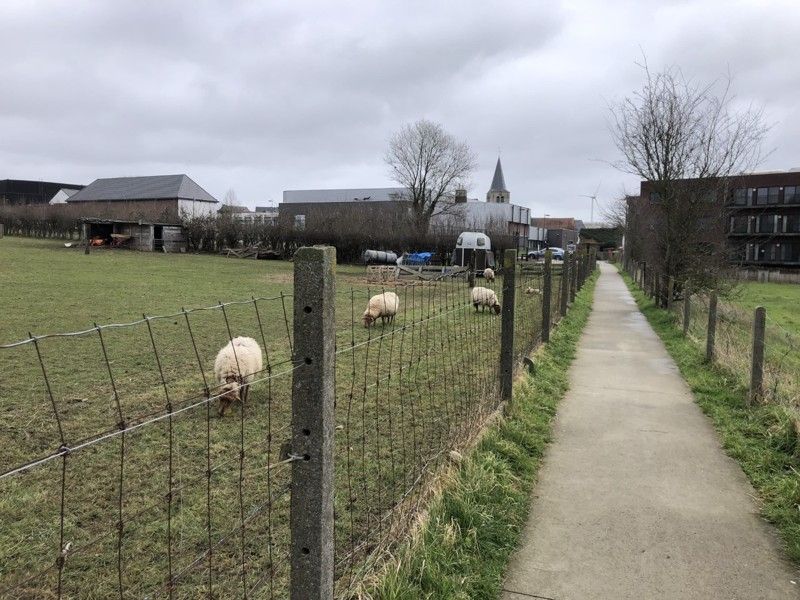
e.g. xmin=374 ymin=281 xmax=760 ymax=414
xmin=579 ymin=182 xmax=601 ymax=223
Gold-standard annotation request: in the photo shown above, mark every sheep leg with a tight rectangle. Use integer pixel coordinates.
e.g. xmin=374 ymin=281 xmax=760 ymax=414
xmin=218 ymin=398 xmax=231 ymax=417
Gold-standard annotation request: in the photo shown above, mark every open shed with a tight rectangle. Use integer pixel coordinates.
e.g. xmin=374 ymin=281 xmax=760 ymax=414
xmin=81 ymin=218 xmax=186 ymax=252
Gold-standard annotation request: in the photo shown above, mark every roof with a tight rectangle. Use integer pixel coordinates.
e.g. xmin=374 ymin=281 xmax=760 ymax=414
xmin=68 ymin=174 xmax=218 ymax=203
xmin=282 ymin=187 xmax=407 ymax=204
xmin=532 ymin=217 xmax=577 ymax=230
xmin=489 ymin=157 xmax=507 ymax=192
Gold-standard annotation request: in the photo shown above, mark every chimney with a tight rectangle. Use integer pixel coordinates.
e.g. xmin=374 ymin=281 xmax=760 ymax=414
xmin=455 ymin=188 xmax=467 ymax=203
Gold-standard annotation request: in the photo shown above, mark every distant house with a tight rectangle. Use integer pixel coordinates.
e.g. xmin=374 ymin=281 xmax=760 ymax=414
xmin=68 ymin=174 xmax=219 ymax=252
xmin=0 ymin=179 xmax=84 ymax=205
xmin=531 ymin=217 xmax=579 ymax=248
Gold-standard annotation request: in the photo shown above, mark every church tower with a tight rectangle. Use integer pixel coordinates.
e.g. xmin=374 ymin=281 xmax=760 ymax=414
xmin=486 ymin=156 xmax=510 ymax=203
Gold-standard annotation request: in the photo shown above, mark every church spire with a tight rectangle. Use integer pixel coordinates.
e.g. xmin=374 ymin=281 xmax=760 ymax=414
xmin=490 ymin=157 xmax=507 ymax=192
xmin=487 ymin=156 xmax=510 ymax=203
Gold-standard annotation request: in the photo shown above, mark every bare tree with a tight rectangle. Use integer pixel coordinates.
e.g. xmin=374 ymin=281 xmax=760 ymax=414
xmin=223 ymin=188 xmax=238 ymax=206
xmin=385 ymin=119 xmax=477 ymax=234
xmin=609 ymin=62 xmax=769 ymax=288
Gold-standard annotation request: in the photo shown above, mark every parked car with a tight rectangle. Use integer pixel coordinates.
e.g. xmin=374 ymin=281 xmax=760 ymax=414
xmin=528 ymin=247 xmax=564 ymax=261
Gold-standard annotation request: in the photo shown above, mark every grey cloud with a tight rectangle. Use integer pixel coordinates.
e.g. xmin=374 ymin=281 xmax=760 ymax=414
xmin=1 ymin=0 xmax=798 ymax=218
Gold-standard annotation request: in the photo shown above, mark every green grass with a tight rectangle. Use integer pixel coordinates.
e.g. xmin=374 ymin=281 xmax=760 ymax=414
xmin=731 ymin=281 xmax=800 ymax=334
xmin=369 ymin=270 xmax=598 ymax=599
xmin=618 ymin=268 xmax=800 ymax=564
xmin=0 ymin=236 xmax=557 ymax=598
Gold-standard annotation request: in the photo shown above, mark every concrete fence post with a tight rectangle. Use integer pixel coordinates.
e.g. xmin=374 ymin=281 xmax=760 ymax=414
xmin=570 ymin=253 xmax=578 ymax=303
xmin=749 ymin=306 xmax=766 ymax=406
xmin=682 ymin=284 xmax=691 ymax=337
xmin=667 ymin=277 xmax=674 ymax=310
xmin=705 ymin=291 xmax=718 ymax=363
xmin=291 ymin=246 xmax=336 ymax=600
xmin=541 ymin=250 xmax=552 ymax=343
xmin=500 ymin=248 xmax=517 ymax=402
xmin=560 ymin=253 xmax=570 ymax=317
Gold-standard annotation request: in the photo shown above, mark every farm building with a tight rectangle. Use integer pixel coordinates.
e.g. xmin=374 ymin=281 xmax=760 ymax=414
xmin=69 ymin=175 xmax=219 ymax=252
xmin=1 ymin=179 xmax=84 ymax=205
xmin=81 ymin=218 xmax=186 ymax=252
xmin=67 ymin=174 xmax=219 ymax=222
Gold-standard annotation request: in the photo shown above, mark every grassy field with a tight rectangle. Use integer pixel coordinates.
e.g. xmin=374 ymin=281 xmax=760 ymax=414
xmin=620 ymin=270 xmax=800 ymax=565
xmin=731 ymin=280 xmax=800 ymax=335
xmin=0 ymin=237 xmax=555 ymax=599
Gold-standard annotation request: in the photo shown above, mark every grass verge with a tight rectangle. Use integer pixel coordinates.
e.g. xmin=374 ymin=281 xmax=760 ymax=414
xmin=617 ymin=268 xmax=800 ymax=564
xmin=369 ymin=270 xmax=599 ymax=599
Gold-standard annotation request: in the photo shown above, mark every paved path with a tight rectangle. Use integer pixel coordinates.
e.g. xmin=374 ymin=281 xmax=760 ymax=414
xmin=501 ymin=262 xmax=798 ymax=600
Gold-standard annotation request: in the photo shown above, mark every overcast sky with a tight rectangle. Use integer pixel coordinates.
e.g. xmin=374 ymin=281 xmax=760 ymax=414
xmin=2 ymin=0 xmax=799 ymax=221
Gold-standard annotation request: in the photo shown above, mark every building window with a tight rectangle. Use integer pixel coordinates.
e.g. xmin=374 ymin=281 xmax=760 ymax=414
xmin=768 ymin=187 xmax=780 ymax=204
xmin=785 ymin=186 xmax=799 ymax=204
xmin=294 ymin=214 xmax=306 ymax=231
xmin=733 ymin=188 xmax=749 ymax=205
xmin=730 ymin=216 xmax=748 ymax=233
xmin=756 ymin=188 xmax=768 ymax=205
xmin=649 ymin=191 xmax=661 ymax=202
xmin=785 ymin=214 xmax=800 ymax=234
xmin=756 ymin=214 xmax=775 ymax=233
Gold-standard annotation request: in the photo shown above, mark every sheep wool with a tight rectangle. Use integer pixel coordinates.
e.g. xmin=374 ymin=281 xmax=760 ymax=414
xmin=471 ymin=286 xmax=501 ymax=314
xmin=214 ymin=336 xmax=264 ymax=416
xmin=362 ymin=291 xmax=399 ymax=326
xmin=483 ymin=267 xmax=495 ymax=282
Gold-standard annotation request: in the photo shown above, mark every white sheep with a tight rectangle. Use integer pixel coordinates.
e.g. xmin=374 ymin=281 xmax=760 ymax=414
xmin=213 ymin=336 xmax=264 ymax=416
xmin=471 ymin=286 xmax=501 ymax=314
xmin=525 ymin=287 xmax=542 ymax=295
xmin=362 ymin=291 xmax=399 ymax=327
xmin=483 ymin=267 xmax=495 ymax=282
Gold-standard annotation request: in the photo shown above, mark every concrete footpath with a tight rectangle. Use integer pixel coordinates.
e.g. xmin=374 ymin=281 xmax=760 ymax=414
xmin=501 ymin=262 xmax=798 ymax=599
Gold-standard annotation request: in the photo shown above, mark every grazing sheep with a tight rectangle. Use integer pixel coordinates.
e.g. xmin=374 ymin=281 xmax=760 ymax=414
xmin=362 ymin=291 xmax=400 ymax=327
xmin=525 ymin=287 xmax=542 ymax=295
xmin=483 ymin=267 xmax=495 ymax=282
xmin=213 ymin=336 xmax=263 ymax=416
xmin=471 ymin=286 xmax=501 ymax=314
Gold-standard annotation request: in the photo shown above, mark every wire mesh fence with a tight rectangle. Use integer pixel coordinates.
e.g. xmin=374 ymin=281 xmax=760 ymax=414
xmin=623 ymin=258 xmax=800 ymax=415
xmin=0 ymin=248 xmax=596 ymax=599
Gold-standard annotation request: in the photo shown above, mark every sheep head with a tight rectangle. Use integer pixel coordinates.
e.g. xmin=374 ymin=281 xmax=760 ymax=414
xmin=362 ymin=313 xmax=375 ymax=327
xmin=492 ymin=304 xmax=501 ymax=315
xmin=218 ymin=381 xmax=240 ymax=416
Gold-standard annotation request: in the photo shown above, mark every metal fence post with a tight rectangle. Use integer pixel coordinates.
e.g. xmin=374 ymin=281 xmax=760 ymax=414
xmin=542 ymin=250 xmax=552 ymax=342
xmin=749 ymin=306 xmax=766 ymax=406
xmin=560 ymin=255 xmax=570 ymax=316
xmin=291 ymin=246 xmax=336 ymax=600
xmin=682 ymin=284 xmax=691 ymax=336
xmin=570 ymin=253 xmax=578 ymax=303
xmin=500 ymin=248 xmax=517 ymax=402
xmin=706 ymin=291 xmax=718 ymax=363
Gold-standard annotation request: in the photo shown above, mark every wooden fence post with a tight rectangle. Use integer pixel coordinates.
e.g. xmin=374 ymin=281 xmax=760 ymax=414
xmin=83 ymin=222 xmax=90 ymax=255
xmin=682 ymin=284 xmax=691 ymax=337
xmin=705 ymin=291 xmax=718 ymax=363
xmin=641 ymin=262 xmax=647 ymax=291
xmin=500 ymin=248 xmax=517 ymax=402
xmin=291 ymin=246 xmax=336 ymax=600
xmin=570 ymin=253 xmax=578 ymax=303
xmin=0 ymin=222 xmax=4 ymax=238
xmin=560 ymin=253 xmax=570 ymax=317
xmin=749 ymin=306 xmax=766 ymax=406
xmin=541 ymin=250 xmax=552 ymax=343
